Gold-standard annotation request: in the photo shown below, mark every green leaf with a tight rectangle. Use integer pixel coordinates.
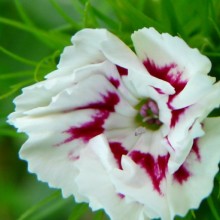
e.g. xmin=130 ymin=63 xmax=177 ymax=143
xmin=0 ymin=128 xmax=20 ymax=137
xmin=0 ymin=17 xmax=69 ymax=49
xmin=70 ymin=0 xmax=85 ymax=15
xmin=14 ymin=0 xmax=35 ymax=26
xmin=17 ymin=191 xmax=61 ymax=220
xmin=0 ymin=46 xmax=38 ymax=67
xmin=0 ymin=79 xmax=34 ymax=100
xmin=207 ymin=197 xmax=220 ymax=220
xmin=83 ymin=1 xmax=99 ymax=28
xmin=68 ymin=203 xmax=88 ymax=220
xmin=34 ymin=50 xmax=60 ymax=82
xmin=89 ymin=5 xmax=119 ymax=30
xmin=204 ymin=52 xmax=220 ymax=57
xmin=0 ymin=70 xmax=32 ymax=80
xmin=49 ymin=0 xmax=81 ymax=29
xmin=107 ymin=0 xmax=165 ymax=32
xmin=93 ymin=210 xmax=107 ymax=220
xmin=160 ymin=0 xmax=185 ymax=37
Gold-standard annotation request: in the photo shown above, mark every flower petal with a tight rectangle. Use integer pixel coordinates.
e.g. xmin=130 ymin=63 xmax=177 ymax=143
xmin=167 ymin=82 xmax=220 ymax=173
xmin=9 ymin=71 xmax=75 ymax=118
xmin=131 ymin=27 xmax=214 ymax=112
xmin=75 ymin=135 xmax=147 ymax=220
xmin=56 ymin=29 xmax=109 ymax=72
xmin=84 ymin=131 xmax=171 ymax=219
xmin=132 ymin=27 xmax=211 ymax=77
xmin=166 ymin=117 xmax=220 ymax=218
xmin=100 ymin=32 xmax=174 ymax=95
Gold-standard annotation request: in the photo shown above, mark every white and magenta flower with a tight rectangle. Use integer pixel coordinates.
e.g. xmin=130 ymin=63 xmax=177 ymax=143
xmin=8 ymin=28 xmax=220 ymax=220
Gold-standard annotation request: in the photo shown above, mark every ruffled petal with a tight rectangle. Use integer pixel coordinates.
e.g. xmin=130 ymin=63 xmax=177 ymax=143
xmin=132 ymin=27 xmax=213 ymax=113
xmin=132 ymin=27 xmax=211 ymax=77
xmin=56 ymin=29 xmax=109 ymax=72
xmin=100 ymin=32 xmax=174 ymax=95
xmin=17 ymin=110 xmax=95 ymax=199
xmin=166 ymin=117 xmax=220 ymax=218
xmin=10 ymin=71 xmax=75 ymax=118
xmin=75 ymin=135 xmax=147 ymax=220
xmin=167 ymin=82 xmax=220 ymax=173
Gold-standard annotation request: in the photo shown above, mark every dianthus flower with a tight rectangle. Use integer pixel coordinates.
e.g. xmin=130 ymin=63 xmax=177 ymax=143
xmin=8 ymin=28 xmax=220 ymax=220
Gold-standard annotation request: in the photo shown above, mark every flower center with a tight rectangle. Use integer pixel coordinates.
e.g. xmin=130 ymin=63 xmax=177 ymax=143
xmin=135 ymin=99 xmax=162 ymax=131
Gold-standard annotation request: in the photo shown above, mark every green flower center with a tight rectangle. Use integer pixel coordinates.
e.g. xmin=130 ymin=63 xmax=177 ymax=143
xmin=135 ymin=99 xmax=162 ymax=131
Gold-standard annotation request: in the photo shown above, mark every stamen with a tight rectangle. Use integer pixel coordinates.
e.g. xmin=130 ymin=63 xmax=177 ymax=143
xmin=135 ymin=98 xmax=162 ymax=131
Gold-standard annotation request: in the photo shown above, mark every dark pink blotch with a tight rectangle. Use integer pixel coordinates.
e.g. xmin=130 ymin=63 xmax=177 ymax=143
xmin=62 ymin=92 xmax=120 ymax=144
xmin=191 ymin=138 xmax=201 ymax=161
xmin=152 ymin=87 xmax=165 ymax=94
xmin=170 ymin=107 xmax=188 ymax=128
xmin=109 ymin=142 xmax=128 ymax=169
xmin=143 ymin=59 xmax=187 ymax=99
xmin=75 ymin=91 xmax=120 ymax=112
xmin=173 ymin=164 xmax=191 ymax=184
xmin=64 ymin=111 xmax=108 ymax=143
xmin=143 ymin=59 xmax=188 ymax=127
xmin=109 ymin=77 xmax=120 ymax=88
xmin=117 ymin=193 xmax=125 ymax=199
xmin=116 ymin=65 xmax=128 ymax=76
xmin=130 ymin=151 xmax=169 ymax=194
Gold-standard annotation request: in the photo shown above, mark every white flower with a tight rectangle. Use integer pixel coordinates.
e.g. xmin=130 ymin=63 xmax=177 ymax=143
xmin=8 ymin=28 xmax=220 ymax=220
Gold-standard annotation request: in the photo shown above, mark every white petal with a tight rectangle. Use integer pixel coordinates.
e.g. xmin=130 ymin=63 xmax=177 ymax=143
xmin=167 ymin=82 xmax=220 ymax=172
xmin=75 ymin=135 xmax=146 ymax=220
xmin=101 ymin=32 xmax=174 ymax=95
xmin=17 ymin=111 xmax=96 ymax=199
xmin=111 ymin=156 xmax=171 ymax=220
xmin=132 ymin=27 xmax=211 ymax=78
xmin=56 ymin=29 xmax=109 ymax=72
xmin=9 ymin=72 xmax=75 ymax=119
xmin=167 ymin=120 xmax=204 ymax=174
xmin=72 ymin=60 xmax=139 ymax=106
xmin=170 ymin=74 xmax=215 ymax=109
xmin=110 ymin=131 xmax=171 ymax=219
xmin=166 ymin=117 xmax=220 ymax=218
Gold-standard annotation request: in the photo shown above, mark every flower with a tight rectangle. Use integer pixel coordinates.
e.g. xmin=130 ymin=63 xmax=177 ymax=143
xmin=8 ymin=28 xmax=220 ymax=220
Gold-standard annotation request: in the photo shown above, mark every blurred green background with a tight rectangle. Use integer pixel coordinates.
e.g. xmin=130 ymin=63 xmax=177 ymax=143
xmin=0 ymin=0 xmax=219 ymax=219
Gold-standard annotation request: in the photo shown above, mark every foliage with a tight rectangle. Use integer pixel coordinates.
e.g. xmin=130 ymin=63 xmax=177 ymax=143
xmin=0 ymin=0 xmax=219 ymax=219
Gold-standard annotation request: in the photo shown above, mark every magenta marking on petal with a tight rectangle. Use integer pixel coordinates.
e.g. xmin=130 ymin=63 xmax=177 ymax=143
xmin=109 ymin=77 xmax=120 ymax=88
xmin=170 ymin=107 xmax=188 ymax=127
xmin=152 ymin=87 xmax=165 ymax=94
xmin=68 ymin=151 xmax=80 ymax=161
xmin=143 ymin=59 xmax=187 ymax=97
xmin=109 ymin=142 xmax=128 ymax=169
xmin=191 ymin=138 xmax=201 ymax=161
xmin=144 ymin=59 xmax=176 ymax=80
xmin=116 ymin=65 xmax=128 ymax=76
xmin=64 ymin=111 xmax=108 ymax=143
xmin=60 ymin=92 xmax=120 ymax=144
xmin=143 ymin=59 xmax=187 ymax=110
xmin=143 ymin=59 xmax=189 ymax=128
xmin=173 ymin=164 xmax=191 ymax=184
xmin=165 ymin=136 xmax=175 ymax=151
xmin=130 ymin=151 xmax=169 ymax=194
xmin=75 ymin=91 xmax=120 ymax=112
xmin=118 ymin=193 xmax=125 ymax=199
